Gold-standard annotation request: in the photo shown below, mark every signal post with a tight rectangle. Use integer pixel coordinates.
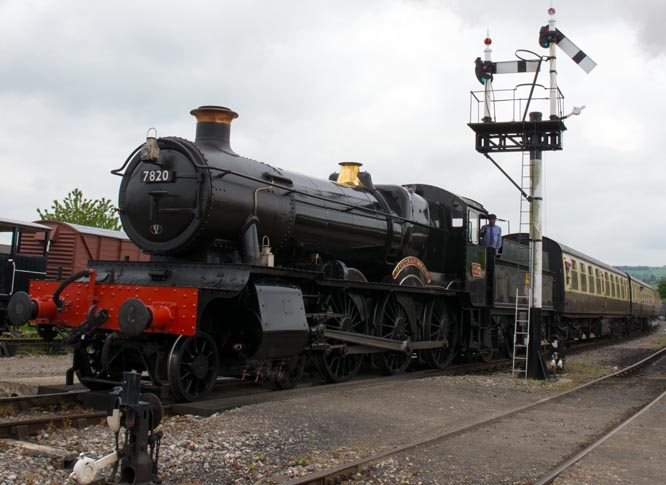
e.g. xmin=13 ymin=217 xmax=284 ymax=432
xmin=468 ymin=7 xmax=595 ymax=379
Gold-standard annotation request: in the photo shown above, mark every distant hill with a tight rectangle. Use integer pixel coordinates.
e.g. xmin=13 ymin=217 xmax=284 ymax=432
xmin=616 ymin=266 xmax=666 ymax=288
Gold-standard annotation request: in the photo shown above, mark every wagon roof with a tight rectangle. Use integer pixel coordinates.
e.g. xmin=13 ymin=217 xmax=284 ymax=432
xmin=0 ymin=217 xmax=52 ymax=233
xmin=33 ymin=220 xmax=130 ymax=240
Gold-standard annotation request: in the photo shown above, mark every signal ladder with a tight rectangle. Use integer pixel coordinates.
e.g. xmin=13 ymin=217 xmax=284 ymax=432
xmin=518 ymin=151 xmax=534 ymax=294
xmin=512 ymin=289 xmax=531 ymax=378
xmin=518 ymin=152 xmax=532 ymax=238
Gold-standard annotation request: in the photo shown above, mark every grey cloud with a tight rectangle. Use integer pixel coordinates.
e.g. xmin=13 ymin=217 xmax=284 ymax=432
xmin=0 ymin=0 xmax=663 ymax=265
xmin=621 ymin=0 xmax=666 ymax=57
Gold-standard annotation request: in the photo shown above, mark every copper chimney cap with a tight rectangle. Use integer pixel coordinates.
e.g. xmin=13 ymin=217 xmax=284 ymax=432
xmin=190 ymin=106 xmax=239 ymax=125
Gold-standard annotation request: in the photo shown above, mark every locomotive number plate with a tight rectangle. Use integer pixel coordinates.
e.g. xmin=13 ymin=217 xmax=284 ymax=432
xmin=141 ymin=169 xmax=172 ymax=183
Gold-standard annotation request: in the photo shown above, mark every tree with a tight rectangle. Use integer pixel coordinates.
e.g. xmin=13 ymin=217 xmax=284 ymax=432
xmin=38 ymin=188 xmax=121 ymax=230
xmin=658 ymin=279 xmax=666 ymax=300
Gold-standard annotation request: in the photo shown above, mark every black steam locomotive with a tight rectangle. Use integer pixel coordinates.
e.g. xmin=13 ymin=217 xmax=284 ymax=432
xmin=9 ymin=106 xmax=660 ymax=401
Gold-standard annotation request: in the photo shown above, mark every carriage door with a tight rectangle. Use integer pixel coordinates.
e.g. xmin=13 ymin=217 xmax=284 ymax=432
xmin=466 ymin=209 xmax=487 ymax=306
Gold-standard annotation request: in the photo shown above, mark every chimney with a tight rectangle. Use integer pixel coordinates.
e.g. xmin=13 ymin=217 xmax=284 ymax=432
xmin=190 ymin=105 xmax=239 ymax=154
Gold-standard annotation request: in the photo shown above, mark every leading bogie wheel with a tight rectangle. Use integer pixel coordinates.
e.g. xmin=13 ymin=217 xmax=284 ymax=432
xmin=168 ymin=332 xmax=219 ymax=402
xmin=74 ymin=338 xmax=123 ymax=390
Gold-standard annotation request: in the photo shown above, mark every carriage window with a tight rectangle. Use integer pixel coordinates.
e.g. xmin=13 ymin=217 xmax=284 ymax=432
xmin=580 ymin=264 xmax=587 ymax=292
xmin=570 ymin=260 xmax=579 ymax=291
xmin=467 ymin=209 xmax=479 ymax=244
xmin=604 ymin=273 xmax=611 ymax=296
xmin=595 ymin=269 xmax=602 ymax=294
xmin=588 ymin=265 xmax=595 ymax=294
xmin=610 ymin=275 xmax=616 ymax=298
xmin=611 ymin=276 xmax=615 ymax=298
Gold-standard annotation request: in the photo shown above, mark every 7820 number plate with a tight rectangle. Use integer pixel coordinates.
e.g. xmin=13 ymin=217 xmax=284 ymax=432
xmin=141 ymin=169 xmax=172 ymax=183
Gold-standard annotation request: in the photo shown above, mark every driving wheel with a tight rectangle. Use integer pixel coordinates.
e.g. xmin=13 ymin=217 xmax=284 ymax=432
xmin=316 ymin=291 xmax=367 ymax=383
xmin=374 ymin=293 xmax=413 ymax=375
xmin=423 ymin=299 xmax=458 ymax=369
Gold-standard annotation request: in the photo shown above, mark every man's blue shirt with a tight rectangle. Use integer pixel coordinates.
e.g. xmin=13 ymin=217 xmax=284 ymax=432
xmin=480 ymin=224 xmax=502 ymax=251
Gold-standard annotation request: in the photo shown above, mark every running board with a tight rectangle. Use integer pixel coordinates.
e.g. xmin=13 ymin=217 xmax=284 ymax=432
xmin=323 ymin=329 xmax=448 ymax=354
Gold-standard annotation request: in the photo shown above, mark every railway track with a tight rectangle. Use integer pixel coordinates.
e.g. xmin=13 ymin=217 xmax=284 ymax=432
xmin=535 ymin=388 xmax=666 ymax=484
xmin=0 ymin=330 xmax=661 ymax=483
xmin=0 ymin=389 xmax=88 ymax=410
xmin=0 ymin=327 xmax=654 ymax=441
xmin=281 ymin=346 xmax=666 ymax=485
xmin=168 ymin=358 xmax=513 ymax=416
xmin=167 ymin=329 xmax=655 ymax=416
xmin=0 ymin=412 xmax=106 ymax=439
xmin=566 ymin=324 xmax=658 ymax=354
xmin=0 ymin=390 xmax=102 ymax=439
xmin=0 ymin=337 xmax=64 ymax=356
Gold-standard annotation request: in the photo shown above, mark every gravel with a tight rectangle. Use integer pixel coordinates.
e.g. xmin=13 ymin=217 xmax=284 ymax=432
xmin=0 ymin=353 xmax=72 ymax=379
xmin=0 ymin=320 xmax=664 ymax=484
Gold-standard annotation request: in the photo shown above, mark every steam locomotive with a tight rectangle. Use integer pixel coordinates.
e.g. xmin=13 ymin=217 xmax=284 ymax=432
xmin=8 ymin=106 xmax=660 ymax=401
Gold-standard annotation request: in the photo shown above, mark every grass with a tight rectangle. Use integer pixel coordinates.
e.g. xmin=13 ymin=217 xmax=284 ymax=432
xmin=0 ymin=325 xmax=38 ymax=339
xmin=548 ymin=359 xmax=605 ymax=391
xmin=616 ymin=265 xmax=666 ymax=288
xmin=293 ymin=454 xmax=311 ymax=467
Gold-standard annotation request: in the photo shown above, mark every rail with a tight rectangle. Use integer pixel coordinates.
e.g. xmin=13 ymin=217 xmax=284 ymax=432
xmin=282 ymin=346 xmax=666 ymax=485
xmin=0 ymin=412 xmax=106 ymax=440
xmin=534 ymin=353 xmax=666 ymax=484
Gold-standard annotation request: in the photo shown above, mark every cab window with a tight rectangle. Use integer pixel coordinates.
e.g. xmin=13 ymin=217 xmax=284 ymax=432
xmin=467 ymin=209 xmax=479 ymax=244
xmin=451 ymin=203 xmax=464 ymax=228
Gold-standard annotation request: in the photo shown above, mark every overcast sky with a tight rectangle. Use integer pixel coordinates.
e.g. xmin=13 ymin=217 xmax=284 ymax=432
xmin=1 ymin=0 xmax=664 ymax=265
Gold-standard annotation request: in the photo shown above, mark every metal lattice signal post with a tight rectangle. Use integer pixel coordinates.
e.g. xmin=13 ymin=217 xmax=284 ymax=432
xmin=468 ymin=7 xmax=595 ymax=379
